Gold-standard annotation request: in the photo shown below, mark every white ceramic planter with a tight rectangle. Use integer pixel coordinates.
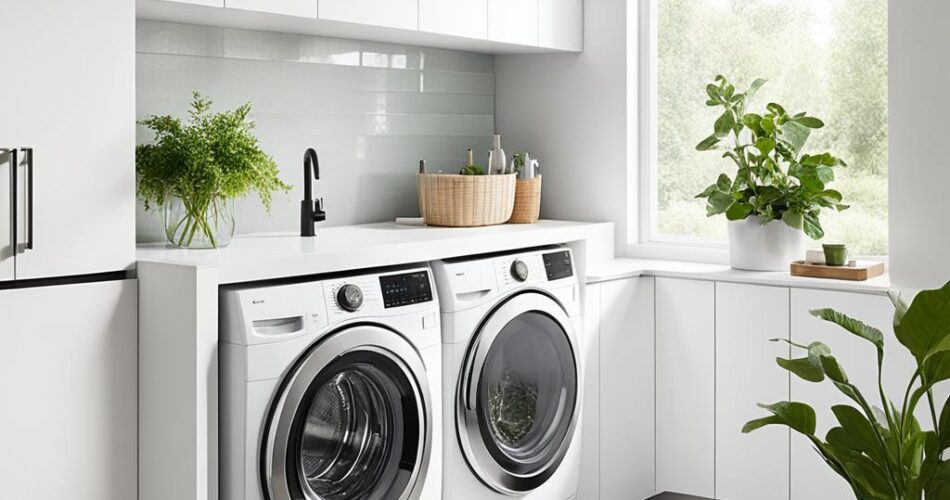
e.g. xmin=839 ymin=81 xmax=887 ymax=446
xmin=728 ymin=216 xmax=806 ymax=271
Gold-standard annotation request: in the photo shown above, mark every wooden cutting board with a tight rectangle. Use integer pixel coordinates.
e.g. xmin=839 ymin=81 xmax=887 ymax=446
xmin=790 ymin=260 xmax=885 ymax=281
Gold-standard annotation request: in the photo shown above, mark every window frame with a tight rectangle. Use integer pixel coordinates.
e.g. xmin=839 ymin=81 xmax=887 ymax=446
xmin=626 ymin=0 xmax=730 ymax=264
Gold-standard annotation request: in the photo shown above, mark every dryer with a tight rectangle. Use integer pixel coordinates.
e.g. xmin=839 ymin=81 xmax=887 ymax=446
xmin=433 ymin=247 xmax=583 ymax=500
xmin=219 ymin=266 xmax=442 ymax=500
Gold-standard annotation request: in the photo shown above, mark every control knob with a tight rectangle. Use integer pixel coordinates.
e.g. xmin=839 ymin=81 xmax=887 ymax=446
xmin=337 ymin=284 xmax=364 ymax=312
xmin=510 ymin=260 xmax=529 ymax=282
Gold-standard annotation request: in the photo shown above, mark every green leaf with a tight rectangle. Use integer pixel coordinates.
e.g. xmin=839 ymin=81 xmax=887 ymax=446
xmin=706 ymin=190 xmax=733 ymax=216
xmin=928 ymin=461 xmax=950 ymax=499
xmin=761 ymin=116 xmax=776 ymax=135
xmin=716 ymin=173 xmax=732 ymax=192
xmin=767 ymin=102 xmax=787 ymax=116
xmin=782 ymin=211 xmax=804 ymax=230
xmin=706 ymin=84 xmax=720 ymax=102
xmin=796 ymin=116 xmax=825 ymax=128
xmin=695 ymin=184 xmax=718 ymax=199
xmin=895 ymin=280 xmax=950 ymax=362
xmin=743 ymin=401 xmax=816 ymax=436
xmin=725 ymin=202 xmax=753 ymax=220
xmin=819 ymin=189 xmax=843 ymax=203
xmin=714 ymin=109 xmax=737 ymax=137
xmin=921 ymin=350 xmax=950 ymax=388
xmin=809 ymin=308 xmax=885 ymax=349
xmin=777 ymin=356 xmax=825 ymax=382
xmin=803 ymin=211 xmax=824 ymax=240
xmin=820 ymin=355 xmax=849 ymax=384
xmin=747 ymin=78 xmax=767 ymax=101
xmin=755 ymin=137 xmax=775 ymax=156
xmin=939 ymin=393 xmax=950 ymax=451
xmin=828 ymin=405 xmax=885 ymax=463
xmin=696 ymin=134 xmax=721 ymax=151
xmin=781 ymin=121 xmax=812 ymax=156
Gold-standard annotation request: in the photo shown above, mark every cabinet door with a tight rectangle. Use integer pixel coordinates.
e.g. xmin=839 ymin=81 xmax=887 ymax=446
xmin=0 ymin=0 xmax=134 ymax=280
xmin=0 ymin=151 xmax=13 ymax=281
xmin=226 ymin=0 xmax=316 ymax=17
xmin=539 ymin=0 xmax=582 ymax=51
xmin=0 ymin=279 xmax=137 ymax=499
xmin=578 ymin=282 xmax=601 ymax=500
xmin=489 ymin=0 xmax=539 ymax=45
xmin=789 ymin=289 xmax=923 ymax=500
xmin=656 ymin=278 xmax=715 ymax=497
xmin=419 ymin=0 xmax=488 ymax=39
xmin=716 ymin=283 xmax=790 ymax=500
xmin=600 ymin=277 xmax=656 ymax=500
xmin=320 ymin=0 xmax=418 ymax=30
xmin=161 ymin=0 xmax=224 ymax=6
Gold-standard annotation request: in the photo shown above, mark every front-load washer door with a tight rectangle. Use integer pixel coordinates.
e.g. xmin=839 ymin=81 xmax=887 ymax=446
xmin=458 ymin=292 xmax=580 ymax=494
xmin=263 ymin=326 xmax=431 ymax=500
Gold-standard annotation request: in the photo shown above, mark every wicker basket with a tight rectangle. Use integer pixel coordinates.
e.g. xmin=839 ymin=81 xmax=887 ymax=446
xmin=508 ymin=176 xmax=542 ymax=224
xmin=417 ymin=173 xmax=516 ymax=227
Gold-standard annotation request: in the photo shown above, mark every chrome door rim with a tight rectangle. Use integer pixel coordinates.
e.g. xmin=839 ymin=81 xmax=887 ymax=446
xmin=457 ymin=292 xmax=580 ymax=495
xmin=264 ymin=325 xmax=431 ymax=500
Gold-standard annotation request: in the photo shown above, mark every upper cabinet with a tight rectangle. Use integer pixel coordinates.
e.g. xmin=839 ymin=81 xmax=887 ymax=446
xmin=539 ymin=0 xmax=582 ymax=51
xmin=320 ymin=0 xmax=418 ymax=30
xmin=419 ymin=0 xmax=487 ymax=39
xmin=226 ymin=0 xmax=316 ymax=17
xmin=137 ymin=0 xmax=582 ymax=53
xmin=488 ymin=0 xmax=538 ymax=45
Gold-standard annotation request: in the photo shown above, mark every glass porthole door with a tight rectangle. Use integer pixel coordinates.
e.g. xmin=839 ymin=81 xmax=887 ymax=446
xmin=264 ymin=326 xmax=431 ymax=500
xmin=457 ymin=292 xmax=580 ymax=494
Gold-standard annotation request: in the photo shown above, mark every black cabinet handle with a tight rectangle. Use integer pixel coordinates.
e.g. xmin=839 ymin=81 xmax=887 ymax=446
xmin=20 ymin=147 xmax=33 ymax=252
xmin=3 ymin=147 xmax=18 ymax=253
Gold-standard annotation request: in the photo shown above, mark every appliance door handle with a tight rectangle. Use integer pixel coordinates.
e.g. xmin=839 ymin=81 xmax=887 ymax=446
xmin=18 ymin=147 xmax=33 ymax=253
xmin=3 ymin=147 xmax=18 ymax=254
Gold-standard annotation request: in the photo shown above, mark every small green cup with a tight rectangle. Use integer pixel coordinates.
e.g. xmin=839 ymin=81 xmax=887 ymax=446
xmin=822 ymin=244 xmax=849 ymax=266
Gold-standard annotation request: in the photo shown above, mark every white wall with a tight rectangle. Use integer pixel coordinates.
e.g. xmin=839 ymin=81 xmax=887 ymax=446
xmin=889 ymin=3 xmax=950 ymax=290
xmin=495 ymin=0 xmax=632 ymax=255
xmin=136 ymin=20 xmax=494 ymax=242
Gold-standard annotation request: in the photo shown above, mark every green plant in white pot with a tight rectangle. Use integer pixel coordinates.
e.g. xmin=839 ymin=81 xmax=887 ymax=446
xmin=744 ymin=280 xmax=950 ymax=499
xmin=695 ymin=76 xmax=849 ymax=270
xmin=136 ymin=92 xmax=290 ymax=249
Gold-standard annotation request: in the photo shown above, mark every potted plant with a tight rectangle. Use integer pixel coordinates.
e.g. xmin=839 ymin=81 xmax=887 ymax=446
xmin=744 ymin=281 xmax=950 ymax=499
xmin=695 ymin=76 xmax=849 ymax=271
xmin=136 ymin=91 xmax=290 ymax=249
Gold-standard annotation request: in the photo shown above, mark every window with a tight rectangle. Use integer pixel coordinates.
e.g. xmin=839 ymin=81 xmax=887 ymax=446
xmin=645 ymin=0 xmax=888 ymax=255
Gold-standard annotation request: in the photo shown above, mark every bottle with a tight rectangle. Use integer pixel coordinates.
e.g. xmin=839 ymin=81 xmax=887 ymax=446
xmin=488 ymin=134 xmax=506 ymax=175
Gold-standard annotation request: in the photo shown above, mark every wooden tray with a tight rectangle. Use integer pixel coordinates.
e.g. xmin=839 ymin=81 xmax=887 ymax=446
xmin=790 ymin=260 xmax=885 ymax=281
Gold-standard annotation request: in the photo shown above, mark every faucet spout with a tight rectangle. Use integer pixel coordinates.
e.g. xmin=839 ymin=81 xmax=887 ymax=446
xmin=301 ymin=148 xmax=325 ymax=237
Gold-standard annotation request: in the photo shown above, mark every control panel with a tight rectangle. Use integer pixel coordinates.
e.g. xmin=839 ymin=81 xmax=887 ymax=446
xmin=543 ymin=250 xmax=574 ymax=281
xmin=380 ymin=271 xmax=434 ymax=308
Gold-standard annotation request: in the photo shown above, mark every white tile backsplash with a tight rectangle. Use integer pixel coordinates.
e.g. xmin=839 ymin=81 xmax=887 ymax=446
xmin=136 ymin=20 xmax=494 ymax=243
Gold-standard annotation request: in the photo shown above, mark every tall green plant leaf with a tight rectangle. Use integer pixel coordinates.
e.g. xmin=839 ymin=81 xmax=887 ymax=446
xmin=809 ymin=308 xmax=885 ymax=349
xmin=895 ymin=280 xmax=950 ymax=363
xmin=743 ymin=401 xmax=816 ymax=435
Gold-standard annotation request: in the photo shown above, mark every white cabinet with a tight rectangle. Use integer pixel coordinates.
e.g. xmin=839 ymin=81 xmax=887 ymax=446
xmin=599 ymin=277 xmax=656 ymax=500
xmin=715 ymin=283 xmax=790 ymax=500
xmin=656 ymin=278 xmax=715 ymax=497
xmin=419 ymin=0 xmax=488 ymax=39
xmin=320 ymin=0 xmax=418 ymax=30
xmin=0 ymin=279 xmax=137 ymax=499
xmin=0 ymin=0 xmax=134 ymax=281
xmin=578 ymin=282 xmax=601 ymax=500
xmin=489 ymin=0 xmax=539 ymax=45
xmin=789 ymin=289 xmax=921 ymax=500
xmin=226 ymin=0 xmax=316 ymax=17
xmin=539 ymin=0 xmax=582 ymax=50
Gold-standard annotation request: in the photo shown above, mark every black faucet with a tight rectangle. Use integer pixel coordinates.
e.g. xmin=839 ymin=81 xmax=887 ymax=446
xmin=300 ymin=148 xmax=326 ymax=237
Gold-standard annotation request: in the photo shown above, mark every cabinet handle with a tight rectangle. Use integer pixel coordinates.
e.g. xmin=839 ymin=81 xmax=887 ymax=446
xmin=3 ymin=147 xmax=18 ymax=253
xmin=19 ymin=147 xmax=33 ymax=253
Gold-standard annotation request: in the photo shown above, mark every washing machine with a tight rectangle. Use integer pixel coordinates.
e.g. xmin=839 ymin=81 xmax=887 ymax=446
xmin=219 ymin=266 xmax=442 ymax=500
xmin=433 ymin=247 xmax=583 ymax=500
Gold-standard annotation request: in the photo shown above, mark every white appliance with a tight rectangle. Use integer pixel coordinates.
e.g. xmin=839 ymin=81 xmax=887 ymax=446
xmin=433 ymin=247 xmax=583 ymax=500
xmin=220 ymin=266 xmax=443 ymax=500
xmin=0 ymin=1 xmax=137 ymax=498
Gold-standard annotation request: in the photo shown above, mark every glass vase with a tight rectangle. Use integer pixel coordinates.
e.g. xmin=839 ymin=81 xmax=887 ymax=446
xmin=162 ymin=195 xmax=235 ymax=249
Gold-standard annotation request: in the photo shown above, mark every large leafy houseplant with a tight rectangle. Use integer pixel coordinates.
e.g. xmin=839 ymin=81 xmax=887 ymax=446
xmin=136 ymin=92 xmax=290 ymax=248
xmin=695 ymin=76 xmax=849 ymax=240
xmin=744 ymin=280 xmax=950 ymax=499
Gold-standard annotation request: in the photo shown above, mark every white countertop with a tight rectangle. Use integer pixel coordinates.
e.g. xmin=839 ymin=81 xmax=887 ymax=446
xmin=136 ymin=220 xmax=612 ymax=284
xmin=587 ymin=257 xmax=891 ymax=294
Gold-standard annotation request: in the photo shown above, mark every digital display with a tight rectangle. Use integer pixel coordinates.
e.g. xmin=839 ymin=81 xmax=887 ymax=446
xmin=543 ymin=251 xmax=574 ymax=281
xmin=380 ymin=271 xmax=433 ymax=308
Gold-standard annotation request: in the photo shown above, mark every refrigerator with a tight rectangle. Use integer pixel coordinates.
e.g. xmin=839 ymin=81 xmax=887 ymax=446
xmin=0 ymin=0 xmax=137 ymax=498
